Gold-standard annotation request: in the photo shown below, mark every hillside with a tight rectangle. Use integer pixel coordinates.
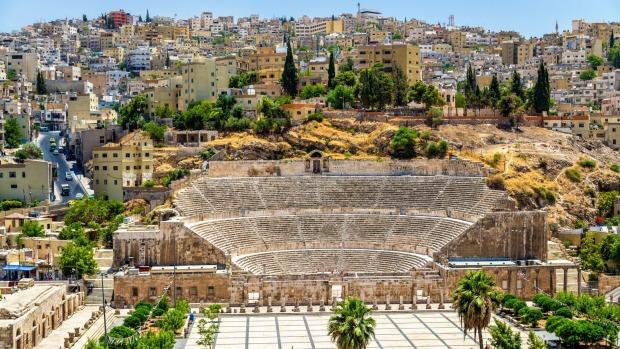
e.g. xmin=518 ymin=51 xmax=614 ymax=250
xmin=194 ymin=119 xmax=620 ymax=229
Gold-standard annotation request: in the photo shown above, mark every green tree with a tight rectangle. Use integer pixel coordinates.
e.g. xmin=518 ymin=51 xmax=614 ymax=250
xmin=137 ymin=331 xmax=175 ymax=349
xmin=409 ymin=81 xmax=445 ymax=110
xmin=608 ymin=46 xmax=620 ymax=69
xmin=36 ymin=71 xmax=47 ymax=95
xmin=119 ymin=95 xmax=148 ymax=131
xmin=328 ymin=51 xmax=336 ymax=89
xmin=579 ymin=232 xmax=604 ymax=274
xmin=154 ymin=105 xmax=174 ymax=119
xmin=300 ymin=84 xmax=327 ymax=99
xmin=586 ymin=54 xmax=603 ymax=70
xmin=327 ymin=297 xmax=376 ymax=349
xmin=464 ymin=64 xmax=478 ymax=113
xmin=59 ymin=243 xmax=97 ymax=278
xmin=488 ymin=319 xmax=522 ymax=349
xmin=390 ymin=126 xmax=418 ymax=159
xmin=580 ymin=69 xmax=597 ymax=80
xmin=391 ymin=65 xmax=409 ymax=106
xmin=281 ymin=37 xmax=299 ymax=97
xmin=533 ymin=61 xmax=550 ymax=113
xmin=498 ymin=94 xmax=523 ymax=126
xmin=333 ymin=71 xmax=357 ymax=88
xmin=102 ymin=325 xmax=136 ymax=349
xmin=21 ymin=220 xmax=44 ymax=238
xmin=526 ymin=331 xmax=546 ymax=349
xmin=4 ymin=118 xmax=24 ymax=148
xmin=142 ymin=121 xmax=166 ymax=142
xmin=455 ymin=92 xmax=466 ymax=108
xmin=327 ymin=84 xmax=355 ymax=109
xmin=610 ymin=30 xmax=616 ymax=49
xmin=597 ymin=191 xmax=620 ymax=217
xmin=510 ymin=71 xmax=525 ymax=101
xmin=82 ymin=14 xmax=88 ymax=22
xmin=339 ymin=57 xmax=354 ymax=72
xmin=452 ymin=270 xmax=500 ymax=349
xmin=14 ymin=143 xmax=43 ymax=160
xmin=145 ymin=9 xmax=151 ymax=22
xmin=488 ymin=74 xmax=501 ymax=107
xmin=358 ymin=65 xmax=393 ymax=110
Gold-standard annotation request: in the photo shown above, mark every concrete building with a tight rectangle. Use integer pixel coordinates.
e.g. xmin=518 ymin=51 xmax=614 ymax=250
xmin=72 ymin=125 xmax=125 ymax=169
xmin=91 ymin=132 xmax=154 ymax=201
xmin=354 ymin=43 xmax=422 ymax=83
xmin=2 ymin=52 xmax=38 ymax=82
xmin=0 ymin=160 xmax=54 ymax=204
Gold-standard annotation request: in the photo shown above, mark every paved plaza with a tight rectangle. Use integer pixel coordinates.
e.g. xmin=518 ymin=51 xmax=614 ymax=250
xmin=184 ymin=311 xmax=497 ymax=349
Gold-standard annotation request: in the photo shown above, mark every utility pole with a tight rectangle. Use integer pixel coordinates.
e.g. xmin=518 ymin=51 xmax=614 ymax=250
xmin=101 ymin=273 xmax=108 ymax=348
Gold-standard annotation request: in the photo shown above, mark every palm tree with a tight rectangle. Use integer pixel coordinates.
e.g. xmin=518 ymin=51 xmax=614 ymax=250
xmin=328 ymin=297 xmax=376 ymax=349
xmin=452 ymin=270 xmax=501 ymax=349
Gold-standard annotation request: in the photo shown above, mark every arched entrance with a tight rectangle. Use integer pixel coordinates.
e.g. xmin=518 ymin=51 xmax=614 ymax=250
xmin=305 ymin=150 xmax=330 ymax=174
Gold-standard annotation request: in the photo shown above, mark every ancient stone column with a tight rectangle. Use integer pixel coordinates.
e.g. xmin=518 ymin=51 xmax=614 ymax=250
xmin=267 ymin=297 xmax=273 ymax=313
xmin=307 ymin=299 xmax=313 ymax=312
xmin=399 ymin=295 xmax=404 ymax=310
xmin=577 ymin=267 xmax=582 ymax=296
xmin=240 ymin=303 xmax=246 ymax=314
xmin=319 ymin=298 xmax=325 ymax=312
xmin=438 ymin=287 xmax=445 ymax=310
xmin=549 ymin=270 xmax=555 ymax=297
xmin=563 ymin=268 xmax=568 ymax=293
xmin=411 ymin=285 xmax=417 ymax=310
xmin=280 ymin=296 xmax=287 ymax=312
xmin=373 ymin=298 xmax=378 ymax=310
xmin=385 ymin=294 xmax=391 ymax=311
xmin=293 ymin=299 xmax=300 ymax=312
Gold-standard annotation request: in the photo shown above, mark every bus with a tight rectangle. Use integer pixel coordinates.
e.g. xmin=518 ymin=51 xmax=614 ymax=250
xmin=60 ymin=184 xmax=70 ymax=196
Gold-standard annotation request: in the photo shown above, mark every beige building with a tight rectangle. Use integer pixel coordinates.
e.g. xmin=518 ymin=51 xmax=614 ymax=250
xmin=91 ymin=132 xmax=154 ymax=201
xmin=0 ymin=283 xmax=83 ymax=349
xmin=2 ymin=52 xmax=37 ymax=82
xmin=243 ymin=47 xmax=288 ymax=84
xmin=355 ymin=43 xmax=422 ymax=84
xmin=0 ymin=160 xmax=53 ymax=204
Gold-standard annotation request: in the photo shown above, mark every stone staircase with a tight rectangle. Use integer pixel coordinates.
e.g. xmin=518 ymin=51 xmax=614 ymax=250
xmin=84 ymin=275 xmax=114 ymax=305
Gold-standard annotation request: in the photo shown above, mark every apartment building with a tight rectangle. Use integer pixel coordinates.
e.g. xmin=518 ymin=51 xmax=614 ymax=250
xmin=108 ymin=10 xmax=132 ymax=29
xmin=0 ymin=159 xmax=54 ymax=203
xmin=354 ymin=43 xmax=422 ymax=83
xmin=294 ymin=19 xmax=344 ymax=37
xmin=136 ymin=24 xmax=190 ymax=43
xmin=2 ymin=52 xmax=38 ymax=82
xmin=501 ymin=40 xmax=533 ymax=66
xmin=242 ymin=47 xmax=288 ymax=84
xmin=73 ymin=125 xmax=125 ymax=169
xmin=91 ymin=132 xmax=154 ymax=201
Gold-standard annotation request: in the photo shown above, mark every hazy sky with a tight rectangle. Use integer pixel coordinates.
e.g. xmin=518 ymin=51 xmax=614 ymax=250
xmin=1 ymin=0 xmax=618 ymax=37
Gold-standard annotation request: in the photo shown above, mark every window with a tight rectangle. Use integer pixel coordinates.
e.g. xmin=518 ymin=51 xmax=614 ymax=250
xmin=175 ymin=287 xmax=182 ymax=297
xmin=331 ymin=285 xmax=342 ymax=300
xmin=144 ymin=153 xmax=150 ymax=158
xmin=95 ymin=166 xmax=100 ymax=171
xmin=113 ymin=166 xmax=118 ymax=171
xmin=149 ymin=287 xmax=157 ymax=297
xmin=502 ymin=280 xmax=508 ymax=289
xmin=102 ymin=153 xmax=108 ymax=158
xmin=248 ymin=292 xmax=259 ymax=304
xmin=208 ymin=286 xmax=215 ymax=297
xmin=190 ymin=287 xmax=198 ymax=296
xmin=0 ymin=173 xmax=3 ymax=178
xmin=113 ymin=153 xmax=118 ymax=158
xmin=103 ymin=179 xmax=108 ymax=185
xmin=125 ymin=153 xmax=130 ymax=158
xmin=103 ymin=166 xmax=107 ymax=171
xmin=10 ymin=184 xmax=17 ymax=189
xmin=132 ymin=287 xmax=139 ymax=297
xmin=22 ymin=172 xmax=25 ymax=178
xmin=9 ymin=172 xmax=16 ymax=178
xmin=114 ymin=180 xmax=118 ymax=185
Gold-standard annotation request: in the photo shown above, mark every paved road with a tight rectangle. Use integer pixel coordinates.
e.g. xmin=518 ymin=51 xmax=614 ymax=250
xmin=37 ymin=131 xmax=90 ymax=203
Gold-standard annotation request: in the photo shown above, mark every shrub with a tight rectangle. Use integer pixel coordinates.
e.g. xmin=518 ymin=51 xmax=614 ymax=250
xmin=161 ymin=169 xmax=189 ymax=187
xmin=306 ymin=112 xmax=324 ymax=123
xmin=123 ymin=315 xmax=142 ymax=329
xmin=554 ymin=307 xmax=573 ymax=319
xmin=501 ymin=294 xmax=518 ymax=307
xmin=132 ymin=307 xmax=150 ymax=323
xmin=159 ymin=309 xmax=185 ymax=331
xmin=564 ymin=168 xmax=582 ymax=182
xmin=535 ymin=186 xmax=556 ymax=205
xmin=554 ymin=291 xmax=577 ymax=308
xmin=156 ymin=296 xmax=170 ymax=312
xmin=142 ymin=180 xmax=156 ymax=188
xmin=545 ymin=315 xmax=571 ymax=333
xmin=390 ymin=127 xmax=418 ymax=159
xmin=521 ymin=307 xmax=544 ymax=327
xmin=488 ymin=153 xmax=502 ymax=168
xmin=419 ymin=130 xmax=432 ymax=140
xmin=200 ymin=148 xmax=216 ymax=160
xmin=611 ymin=164 xmax=620 ymax=173
xmin=538 ymin=158 xmax=548 ymax=170
xmin=486 ymin=174 xmax=505 ymax=190
xmin=578 ymin=158 xmax=597 ymax=169
xmin=1 ymin=200 xmax=23 ymax=211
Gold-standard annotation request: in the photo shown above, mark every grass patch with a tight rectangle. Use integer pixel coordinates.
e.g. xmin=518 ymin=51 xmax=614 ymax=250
xmin=564 ymin=168 xmax=583 ymax=182
xmin=577 ymin=158 xmax=596 ymax=169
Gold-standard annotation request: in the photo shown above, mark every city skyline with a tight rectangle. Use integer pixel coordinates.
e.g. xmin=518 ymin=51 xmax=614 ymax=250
xmin=1 ymin=0 xmax=619 ymax=36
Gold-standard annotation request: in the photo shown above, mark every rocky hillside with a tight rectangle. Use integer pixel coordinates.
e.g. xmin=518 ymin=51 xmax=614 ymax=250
xmin=185 ymin=119 xmax=620 ymax=229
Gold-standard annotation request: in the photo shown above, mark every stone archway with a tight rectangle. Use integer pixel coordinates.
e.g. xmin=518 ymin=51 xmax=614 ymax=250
xmin=306 ymin=150 xmax=330 ymax=174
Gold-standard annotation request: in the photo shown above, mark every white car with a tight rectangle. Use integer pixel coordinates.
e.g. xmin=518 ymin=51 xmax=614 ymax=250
xmin=75 ymin=193 xmax=84 ymax=200
xmin=65 ymin=172 xmax=73 ymax=181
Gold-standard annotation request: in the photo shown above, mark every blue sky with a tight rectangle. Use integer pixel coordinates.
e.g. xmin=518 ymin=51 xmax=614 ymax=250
xmin=1 ymin=0 xmax=618 ymax=37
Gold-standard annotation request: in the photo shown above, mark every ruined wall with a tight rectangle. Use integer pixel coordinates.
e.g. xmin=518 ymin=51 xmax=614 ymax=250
xmin=113 ymin=221 xmax=228 ymax=267
xmin=207 ymin=159 xmax=490 ymax=178
xmin=113 ymin=265 xmax=562 ymax=308
xmin=438 ymin=211 xmax=548 ymax=261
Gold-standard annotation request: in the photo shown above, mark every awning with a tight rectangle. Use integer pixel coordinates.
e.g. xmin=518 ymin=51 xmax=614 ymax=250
xmin=3 ymin=265 xmax=37 ymax=272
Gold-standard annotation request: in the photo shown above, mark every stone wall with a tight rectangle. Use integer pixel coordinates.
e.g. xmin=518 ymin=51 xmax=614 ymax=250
xmin=438 ymin=211 xmax=548 ymax=261
xmin=0 ymin=285 xmax=83 ymax=349
xmin=113 ymin=264 xmax=564 ymax=308
xmin=207 ymin=159 xmax=490 ymax=178
xmin=113 ymin=221 xmax=227 ymax=267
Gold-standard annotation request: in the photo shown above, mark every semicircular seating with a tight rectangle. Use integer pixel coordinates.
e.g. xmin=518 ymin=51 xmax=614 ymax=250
xmin=232 ymin=249 xmax=432 ymax=275
xmin=175 ymin=176 xmax=507 ymax=218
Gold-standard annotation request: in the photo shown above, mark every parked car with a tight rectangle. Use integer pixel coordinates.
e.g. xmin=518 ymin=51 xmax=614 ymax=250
xmin=75 ymin=193 xmax=84 ymax=200
xmin=61 ymin=184 xmax=70 ymax=196
xmin=65 ymin=172 xmax=73 ymax=181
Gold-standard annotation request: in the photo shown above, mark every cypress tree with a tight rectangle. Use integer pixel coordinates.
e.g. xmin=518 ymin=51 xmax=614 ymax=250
xmin=611 ymin=30 xmax=616 ymax=49
xmin=281 ymin=37 xmax=298 ymax=97
xmin=464 ymin=64 xmax=477 ymax=110
xmin=146 ymin=10 xmax=151 ymax=23
xmin=510 ymin=70 xmax=525 ymax=100
xmin=488 ymin=74 xmax=501 ymax=107
xmin=533 ymin=61 xmax=550 ymax=113
xmin=327 ymin=51 xmax=336 ymax=89
xmin=36 ymin=71 xmax=47 ymax=95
